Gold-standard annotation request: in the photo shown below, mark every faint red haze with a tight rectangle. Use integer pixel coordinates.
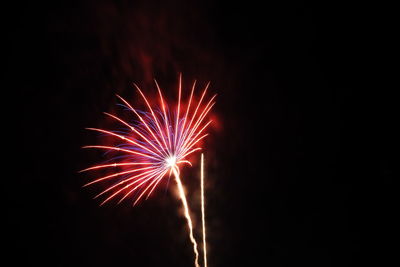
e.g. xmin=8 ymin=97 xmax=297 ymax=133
xmin=84 ymin=0 xmax=223 ymax=89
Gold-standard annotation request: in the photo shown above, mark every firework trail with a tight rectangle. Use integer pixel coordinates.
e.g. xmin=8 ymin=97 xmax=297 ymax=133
xmin=173 ymin=167 xmax=200 ymax=267
xmin=81 ymin=74 xmax=215 ymax=267
xmin=201 ymin=153 xmax=208 ymax=267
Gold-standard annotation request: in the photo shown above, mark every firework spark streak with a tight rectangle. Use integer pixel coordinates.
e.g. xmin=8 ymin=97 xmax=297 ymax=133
xmin=201 ymin=153 xmax=208 ymax=267
xmin=82 ymin=75 xmax=215 ymax=267
xmin=173 ymin=167 xmax=200 ymax=267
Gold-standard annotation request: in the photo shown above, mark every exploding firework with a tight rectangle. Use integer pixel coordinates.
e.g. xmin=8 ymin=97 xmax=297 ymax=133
xmin=81 ymin=75 xmax=215 ymax=267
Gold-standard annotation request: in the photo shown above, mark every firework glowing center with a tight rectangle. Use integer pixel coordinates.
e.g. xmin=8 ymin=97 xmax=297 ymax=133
xmin=166 ymin=156 xmax=177 ymax=168
xmin=82 ymin=75 xmax=215 ymax=267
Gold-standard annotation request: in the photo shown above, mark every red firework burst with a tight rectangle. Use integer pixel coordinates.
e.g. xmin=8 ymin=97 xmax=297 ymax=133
xmin=81 ymin=75 xmax=216 ymax=206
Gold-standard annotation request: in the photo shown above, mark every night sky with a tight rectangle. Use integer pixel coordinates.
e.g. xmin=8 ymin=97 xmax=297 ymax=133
xmin=7 ymin=1 xmax=395 ymax=267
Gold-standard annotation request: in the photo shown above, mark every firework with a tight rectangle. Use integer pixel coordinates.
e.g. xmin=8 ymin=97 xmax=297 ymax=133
xmin=201 ymin=153 xmax=208 ymax=267
xmin=81 ymin=74 xmax=215 ymax=267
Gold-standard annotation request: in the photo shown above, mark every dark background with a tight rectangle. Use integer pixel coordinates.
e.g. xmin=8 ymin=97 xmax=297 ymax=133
xmin=7 ymin=1 xmax=395 ymax=266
